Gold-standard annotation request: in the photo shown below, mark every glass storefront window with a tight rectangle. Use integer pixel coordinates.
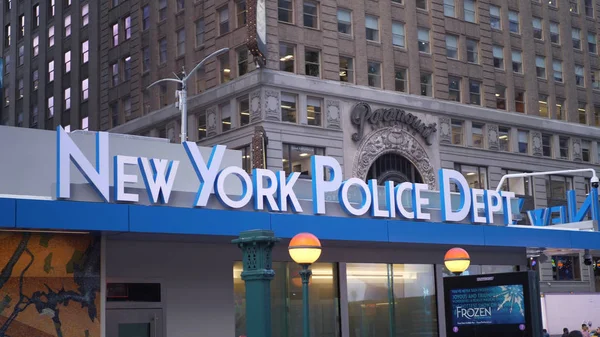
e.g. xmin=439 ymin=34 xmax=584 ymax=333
xmin=234 ymin=262 xmax=340 ymax=337
xmin=347 ymin=263 xmax=437 ymax=337
xmin=283 ymin=144 xmax=325 ymax=178
xmin=551 ymin=255 xmax=581 ymax=281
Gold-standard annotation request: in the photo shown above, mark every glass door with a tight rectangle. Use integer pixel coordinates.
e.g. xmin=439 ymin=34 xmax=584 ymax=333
xmin=106 ymin=309 xmax=163 ymax=337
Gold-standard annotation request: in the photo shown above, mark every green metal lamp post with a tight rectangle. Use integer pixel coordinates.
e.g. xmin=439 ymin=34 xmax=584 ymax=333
xmin=232 ymin=230 xmax=280 ymax=337
xmin=288 ymin=233 xmax=322 ymax=337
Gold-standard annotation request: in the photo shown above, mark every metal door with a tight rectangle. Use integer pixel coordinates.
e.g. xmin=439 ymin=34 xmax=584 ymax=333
xmin=106 ymin=308 xmax=163 ymax=337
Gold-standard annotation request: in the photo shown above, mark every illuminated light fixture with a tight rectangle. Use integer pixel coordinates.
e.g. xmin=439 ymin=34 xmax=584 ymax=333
xmin=307 ymin=116 xmax=315 ymax=120
xmin=282 ymin=158 xmax=288 ymax=162
xmin=241 ymin=112 xmax=250 ymax=115
xmin=466 ymin=172 xmax=476 ymax=176
xmin=279 ymin=55 xmax=294 ymax=61
xmin=495 ymin=93 xmax=500 ymax=97
xmin=198 ymin=128 xmax=206 ymax=131
xmin=444 ymin=247 xmax=470 ymax=276
xmin=339 ymin=71 xmax=346 ymax=76
xmin=299 ymin=153 xmax=310 ymax=157
xmin=281 ymin=105 xmax=292 ymax=109
xmin=289 ymin=232 xmax=321 ymax=266
xmin=223 ymin=68 xmax=231 ymax=73
xmin=222 ymin=121 xmax=232 ymax=125
xmin=499 ymin=135 xmax=508 ymax=140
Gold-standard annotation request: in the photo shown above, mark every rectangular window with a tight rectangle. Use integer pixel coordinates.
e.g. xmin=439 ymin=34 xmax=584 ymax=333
xmin=19 ymin=15 xmax=24 ymax=39
xmin=47 ymin=96 xmax=54 ymax=117
xmin=177 ymin=0 xmax=185 ymax=11
xmin=82 ymin=40 xmax=89 ymax=64
xmin=17 ymin=78 xmax=23 ymax=99
xmin=33 ymin=4 xmax=40 ymax=28
xmin=111 ymin=103 xmax=119 ymax=127
xmin=466 ymin=39 xmax=478 ymax=63
xmin=303 ymin=1 xmax=318 ymax=28
xmin=197 ymin=112 xmax=207 ymax=140
xmin=220 ymin=103 xmax=232 ymax=132
xmin=281 ymin=92 xmax=297 ymax=123
xmin=64 ymin=50 xmax=71 ymax=73
xmin=236 ymin=0 xmax=247 ymax=27
xmin=455 ymin=163 xmax=488 ymax=189
xmin=123 ymin=56 xmax=132 ymax=81
xmin=595 ymin=106 xmax=600 ymax=126
xmin=552 ymin=255 xmax=581 ymax=281
xmin=446 ymin=35 xmax=458 ymax=59
xmin=159 ymin=38 xmax=167 ymax=64
xmin=395 ymin=69 xmax=407 ymax=92
xmin=451 ymin=119 xmax=463 ymax=145
xmin=305 ymin=49 xmax=320 ymax=77
xmin=124 ymin=16 xmax=132 ymax=40
xmin=589 ymin=33 xmax=597 ymax=54
xmin=219 ymin=53 xmax=231 ymax=83
xmin=392 ymin=22 xmax=405 ymax=48
xmin=575 ymin=65 xmax=585 ymax=86
xmin=417 ymin=0 xmax=427 ymax=10
xmin=569 ymin=0 xmax=579 ymax=13
xmin=496 ymin=85 xmax=506 ymax=110
xmin=279 ymin=43 xmax=294 ymax=72
xmin=469 ymin=80 xmax=481 ymax=105
xmin=420 ymin=73 xmax=432 ymax=96
xmin=49 ymin=0 xmax=55 ymax=18
xmin=82 ymin=78 xmax=89 ymax=101
xmin=444 ymin=0 xmax=455 ymax=17
xmin=238 ymin=48 xmax=248 ymax=76
xmin=515 ymin=90 xmax=525 ymax=113
xmin=307 ymin=97 xmax=322 ymax=126
xmin=159 ymin=0 xmax=167 ymax=21
xmin=536 ymin=56 xmax=546 ymax=78
xmin=418 ymin=28 xmax=430 ymax=53
xmin=556 ymin=98 xmax=565 ymax=120
xmin=142 ymin=47 xmax=150 ymax=72
xmin=367 ymin=61 xmax=381 ymax=88
xmin=177 ymin=29 xmax=185 ymax=56
xmin=464 ymin=0 xmax=476 ymax=22
xmin=550 ymin=22 xmax=560 ymax=43
xmin=472 ymin=123 xmax=484 ymax=148
xmin=490 ymin=5 xmax=501 ymax=30
xmin=573 ymin=28 xmax=581 ymax=49
xmin=18 ymin=45 xmax=24 ymax=65
xmin=500 ymin=169 xmax=534 ymax=224
xmin=532 ymin=17 xmax=543 ymax=40
xmin=512 ymin=50 xmax=522 ymax=73
xmin=111 ymin=62 xmax=119 ymax=86
xmin=508 ymin=11 xmax=519 ymax=33
xmin=337 ymin=9 xmax=352 ymax=34
xmin=498 ymin=126 xmax=510 ymax=151
xmin=48 ymin=60 xmax=55 ymax=82
xmin=32 ymin=69 xmax=39 ymax=90
xmin=112 ymin=23 xmax=119 ymax=47
xmin=81 ymin=117 xmax=88 ymax=131
xmin=517 ymin=130 xmax=529 ymax=154
xmin=493 ymin=45 xmax=504 ymax=69
xmin=546 ymin=175 xmax=573 ymax=207
xmin=238 ymin=97 xmax=250 ymax=126
xmin=539 ymin=94 xmax=549 ymax=117
xmin=64 ymin=88 xmax=71 ymax=110
xmin=365 ymin=15 xmax=379 ymax=42
xmin=82 ymin=4 xmax=89 ymax=26
xmin=585 ymin=0 xmax=594 ymax=17
xmin=32 ymin=35 xmax=39 ymax=56
xmin=4 ymin=24 xmax=10 ymax=48
xmin=553 ymin=60 xmax=563 ymax=82
xmin=278 ymin=0 xmax=293 ymax=23
xmin=582 ymin=140 xmax=591 ymax=162
xmin=219 ymin=7 xmax=230 ymax=34
xmin=578 ymin=102 xmax=587 ymax=124
xmin=196 ymin=19 xmax=205 ymax=47
xmin=339 ymin=56 xmax=353 ymax=83
xmin=142 ymin=6 xmax=150 ymax=30
xmin=281 ymin=145 xmax=325 ymax=177
xmin=448 ymin=76 xmax=461 ymax=102
xmin=559 ymin=137 xmax=569 ymax=159
xmin=64 ymin=15 xmax=71 ymax=37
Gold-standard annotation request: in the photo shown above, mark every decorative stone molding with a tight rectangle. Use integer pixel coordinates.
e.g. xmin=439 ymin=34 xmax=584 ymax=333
xmin=325 ymin=100 xmax=341 ymax=129
xmin=487 ymin=124 xmax=499 ymax=151
xmin=531 ymin=131 xmax=543 ymax=156
xmin=206 ymin=106 xmax=217 ymax=137
xmin=264 ymin=90 xmax=280 ymax=121
xmin=351 ymin=126 xmax=436 ymax=189
xmin=438 ymin=117 xmax=452 ymax=144
xmin=250 ymin=90 xmax=262 ymax=123
xmin=573 ymin=138 xmax=582 ymax=161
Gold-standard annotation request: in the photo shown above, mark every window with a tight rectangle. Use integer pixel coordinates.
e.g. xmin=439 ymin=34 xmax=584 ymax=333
xmin=237 ymin=145 xmax=252 ymax=174
xmin=337 ymin=9 xmax=352 ymax=34
xmin=498 ymin=126 xmax=510 ymax=151
xmin=339 ymin=56 xmax=353 ymax=83
xmin=446 ymin=35 xmax=458 ymax=59
xmin=575 ymin=65 xmax=585 ymax=86
xmin=416 ymin=0 xmax=427 ymax=9
xmin=111 ymin=103 xmax=119 ymax=127
xmin=18 ymin=15 xmax=24 ymax=39
xmin=464 ymin=0 xmax=476 ymax=22
xmin=32 ymin=70 xmax=39 ymax=90
xmin=305 ymin=50 xmax=320 ymax=77
xmin=177 ymin=0 xmax=185 ymax=11
xmin=82 ymin=78 xmax=89 ymax=101
xmin=585 ymin=0 xmax=594 ymax=17
xmin=111 ymin=62 xmax=119 ymax=86
xmin=124 ymin=16 xmax=132 ymax=40
xmin=31 ymin=104 xmax=39 ymax=127
xmin=550 ymin=22 xmax=560 ymax=43
xmin=281 ymin=92 xmax=297 ymax=123
xmin=582 ymin=140 xmax=591 ymax=162
xmin=82 ymin=40 xmax=89 ymax=63
xmin=553 ymin=60 xmax=563 ymax=82
xmin=508 ymin=11 xmax=519 ymax=33
xmin=559 ymin=137 xmax=569 ymax=159
xmin=471 ymin=123 xmax=484 ymax=148
xmin=279 ymin=43 xmax=294 ymax=72
xmin=159 ymin=0 xmax=167 ymax=21
xmin=596 ymin=106 xmax=600 ymax=126
xmin=159 ymin=38 xmax=167 ymax=64
xmin=548 ymin=0 xmax=557 ymax=7
xmin=196 ymin=19 xmax=205 ymax=46
xmin=142 ymin=6 xmax=150 ymax=30
xmin=64 ymin=88 xmax=71 ymax=110
xmin=220 ymin=103 xmax=232 ymax=132
xmin=365 ymin=15 xmax=379 ymax=42
xmin=392 ymin=22 xmax=405 ymax=48
xmin=546 ymin=175 xmax=573 ymax=207
xmin=32 ymin=35 xmax=39 ymax=56
xmin=4 ymin=25 xmax=10 ymax=48
xmin=238 ymin=48 xmax=249 ymax=76
xmin=112 ymin=23 xmax=119 ymax=47
xmin=490 ymin=5 xmax=501 ymax=30
xmin=493 ymin=45 xmax=504 ymax=69
xmin=124 ymin=56 xmax=132 ymax=81
xmin=552 ymin=255 xmax=581 ymax=281
xmin=49 ymin=0 xmax=55 ymax=17
xmin=395 ymin=69 xmax=407 ymax=92
xmin=512 ymin=50 xmax=522 ymax=73
xmin=47 ymin=96 xmax=54 ymax=117
xmin=278 ymin=0 xmax=293 ymax=23
xmin=33 ymin=4 xmax=40 ymax=28
xmin=142 ymin=47 xmax=150 ymax=72
xmin=303 ymin=1 xmax=318 ymax=28
xmin=82 ymin=4 xmax=89 ymax=26
xmin=496 ymin=85 xmax=506 ymax=110
xmin=444 ymin=0 xmax=455 ymax=17
xmin=573 ymin=28 xmax=581 ymax=49
xmin=17 ymin=78 xmax=23 ymax=99
xmin=466 ymin=39 xmax=478 ymax=63
xmin=64 ymin=15 xmax=71 ymax=37
xmin=176 ymin=29 xmax=185 ymax=56
xmin=48 ymin=26 xmax=55 ymax=47
xmin=500 ymin=169 xmax=534 ymax=224
xmin=556 ymin=98 xmax=565 ymax=120
xmin=448 ymin=76 xmax=461 ymax=102
xmin=219 ymin=7 xmax=230 ymax=34
xmin=238 ymin=97 xmax=250 ymax=126
xmin=282 ymin=145 xmax=325 ymax=177
xmin=3 ymin=86 xmax=9 ymax=106
xmin=236 ymin=0 xmax=247 ymax=27
xmin=536 ymin=56 xmax=546 ymax=78
xmin=64 ymin=50 xmax=71 ymax=73
xmin=367 ymin=61 xmax=381 ymax=88
xmin=219 ymin=53 xmax=231 ymax=83
xmin=418 ymin=28 xmax=430 ymax=53
xmin=3 ymin=55 xmax=8 ymax=74
xmin=532 ymin=17 xmax=543 ymax=40
xmin=578 ymin=102 xmax=587 ymax=124
xmin=48 ymin=60 xmax=55 ymax=82
xmin=539 ymin=94 xmax=549 ymax=117
xmin=515 ymin=90 xmax=525 ymax=113
xmin=451 ymin=120 xmax=463 ymax=145
xmin=455 ymin=164 xmax=488 ymax=189
xmin=18 ymin=45 xmax=24 ymax=65
xmin=307 ymin=97 xmax=322 ymax=126
xmin=469 ymin=80 xmax=481 ymax=105
xmin=589 ymin=33 xmax=597 ymax=54
xmin=420 ymin=73 xmax=433 ymax=97
xmin=4 ymin=0 xmax=9 ymax=11
xmin=81 ymin=117 xmax=88 ymax=131
xmin=517 ymin=130 xmax=529 ymax=154
xmin=197 ymin=113 xmax=207 ymax=140
xmin=569 ymin=0 xmax=579 ymax=13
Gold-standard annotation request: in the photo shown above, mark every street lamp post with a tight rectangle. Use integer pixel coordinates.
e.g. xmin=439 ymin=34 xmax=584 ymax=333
xmin=444 ymin=247 xmax=470 ymax=276
xmin=146 ymin=48 xmax=229 ymax=143
xmin=288 ymin=233 xmax=322 ymax=337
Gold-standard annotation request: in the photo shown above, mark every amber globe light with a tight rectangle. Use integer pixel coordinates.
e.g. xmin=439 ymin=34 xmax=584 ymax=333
xmin=288 ymin=233 xmax=322 ymax=265
xmin=444 ymin=247 xmax=471 ymax=275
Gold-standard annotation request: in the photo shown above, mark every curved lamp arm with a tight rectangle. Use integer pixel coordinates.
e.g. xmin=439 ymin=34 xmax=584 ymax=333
xmin=146 ymin=78 xmax=183 ymax=90
xmin=183 ymin=48 xmax=230 ymax=82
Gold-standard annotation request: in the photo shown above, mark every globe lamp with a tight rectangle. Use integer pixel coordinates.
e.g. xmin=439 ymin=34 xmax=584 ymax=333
xmin=444 ymin=247 xmax=470 ymax=276
xmin=288 ymin=232 xmax=322 ymax=265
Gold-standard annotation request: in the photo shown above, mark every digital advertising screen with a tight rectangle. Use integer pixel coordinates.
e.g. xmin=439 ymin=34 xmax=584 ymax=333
xmin=444 ymin=271 xmax=542 ymax=337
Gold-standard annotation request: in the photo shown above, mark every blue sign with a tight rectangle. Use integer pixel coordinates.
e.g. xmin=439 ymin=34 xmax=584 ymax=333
xmin=450 ymin=285 xmax=526 ymax=326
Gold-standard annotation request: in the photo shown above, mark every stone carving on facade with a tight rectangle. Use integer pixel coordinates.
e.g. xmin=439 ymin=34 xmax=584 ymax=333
xmin=487 ymin=124 xmax=499 ymax=151
xmin=438 ymin=117 xmax=452 ymax=144
xmin=531 ymin=131 xmax=543 ymax=156
xmin=264 ymin=90 xmax=280 ymax=121
xmin=352 ymin=126 xmax=436 ymax=189
xmin=572 ymin=138 xmax=582 ymax=161
xmin=206 ymin=106 xmax=217 ymax=137
xmin=250 ymin=90 xmax=262 ymax=123
xmin=325 ymin=100 xmax=341 ymax=129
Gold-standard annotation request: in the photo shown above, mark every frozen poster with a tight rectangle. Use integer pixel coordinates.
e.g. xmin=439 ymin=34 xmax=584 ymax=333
xmin=450 ymin=285 xmax=525 ymax=326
